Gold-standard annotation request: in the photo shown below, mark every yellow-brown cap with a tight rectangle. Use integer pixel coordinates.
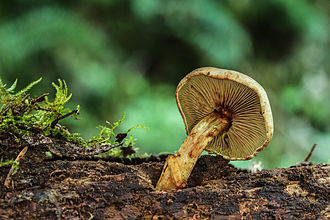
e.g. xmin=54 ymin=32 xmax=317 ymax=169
xmin=176 ymin=67 xmax=273 ymax=160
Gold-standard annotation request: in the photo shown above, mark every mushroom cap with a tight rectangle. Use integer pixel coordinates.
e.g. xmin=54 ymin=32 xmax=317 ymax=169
xmin=176 ymin=67 xmax=273 ymax=160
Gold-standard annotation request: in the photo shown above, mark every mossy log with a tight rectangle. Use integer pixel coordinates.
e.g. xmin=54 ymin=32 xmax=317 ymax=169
xmin=0 ymin=134 xmax=329 ymax=219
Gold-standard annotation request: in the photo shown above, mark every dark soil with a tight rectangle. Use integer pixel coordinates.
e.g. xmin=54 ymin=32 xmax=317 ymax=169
xmin=0 ymin=133 xmax=329 ymax=219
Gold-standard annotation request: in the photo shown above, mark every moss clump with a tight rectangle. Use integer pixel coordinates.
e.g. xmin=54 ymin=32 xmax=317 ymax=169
xmin=0 ymin=157 xmax=19 ymax=175
xmin=0 ymin=78 xmax=79 ymax=136
xmin=0 ymin=77 xmax=146 ymax=159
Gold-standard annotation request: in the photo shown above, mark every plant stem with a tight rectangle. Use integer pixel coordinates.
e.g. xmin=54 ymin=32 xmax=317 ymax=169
xmin=4 ymin=146 xmax=28 ymax=188
xmin=156 ymin=112 xmax=229 ymax=191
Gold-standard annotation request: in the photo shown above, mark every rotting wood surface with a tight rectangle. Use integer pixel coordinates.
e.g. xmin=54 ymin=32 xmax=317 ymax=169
xmin=0 ymin=134 xmax=329 ymax=219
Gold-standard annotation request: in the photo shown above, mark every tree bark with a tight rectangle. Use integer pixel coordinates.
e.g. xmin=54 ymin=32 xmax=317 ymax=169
xmin=0 ymin=133 xmax=329 ymax=219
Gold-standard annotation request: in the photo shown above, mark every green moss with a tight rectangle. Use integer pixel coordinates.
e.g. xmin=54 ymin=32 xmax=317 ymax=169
xmin=0 ymin=157 xmax=19 ymax=175
xmin=0 ymin=77 xmax=146 ymax=159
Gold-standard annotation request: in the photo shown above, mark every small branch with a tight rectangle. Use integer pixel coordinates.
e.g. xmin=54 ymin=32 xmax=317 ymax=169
xmin=31 ymin=93 xmax=49 ymax=104
xmin=50 ymin=110 xmax=78 ymax=128
xmin=35 ymin=106 xmax=55 ymax=112
xmin=304 ymin=144 xmax=317 ymax=162
xmin=4 ymin=146 xmax=28 ymax=188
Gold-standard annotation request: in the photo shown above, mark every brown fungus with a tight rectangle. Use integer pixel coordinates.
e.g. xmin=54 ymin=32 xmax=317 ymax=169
xmin=156 ymin=67 xmax=273 ymax=191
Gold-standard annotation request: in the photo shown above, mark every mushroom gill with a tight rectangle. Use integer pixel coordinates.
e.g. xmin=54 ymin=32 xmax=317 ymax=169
xmin=177 ymin=75 xmax=267 ymax=159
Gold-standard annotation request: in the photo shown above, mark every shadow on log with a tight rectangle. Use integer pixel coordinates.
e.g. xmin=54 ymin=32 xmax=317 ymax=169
xmin=0 ymin=134 xmax=329 ymax=219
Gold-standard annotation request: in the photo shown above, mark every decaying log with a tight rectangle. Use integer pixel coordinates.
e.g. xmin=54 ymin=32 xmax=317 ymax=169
xmin=0 ymin=134 xmax=329 ymax=219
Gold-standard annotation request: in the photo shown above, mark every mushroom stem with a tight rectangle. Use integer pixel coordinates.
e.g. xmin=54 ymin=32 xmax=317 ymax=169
xmin=156 ymin=112 xmax=229 ymax=191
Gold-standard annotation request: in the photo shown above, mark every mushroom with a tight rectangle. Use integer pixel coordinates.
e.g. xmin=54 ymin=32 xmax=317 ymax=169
xmin=156 ymin=67 xmax=273 ymax=191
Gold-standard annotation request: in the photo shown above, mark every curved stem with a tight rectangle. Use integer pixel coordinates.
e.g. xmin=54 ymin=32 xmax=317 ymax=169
xmin=156 ymin=112 xmax=229 ymax=191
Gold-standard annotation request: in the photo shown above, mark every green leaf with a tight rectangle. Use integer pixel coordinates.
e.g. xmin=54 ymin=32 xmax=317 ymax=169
xmin=15 ymin=77 xmax=42 ymax=97
xmin=7 ymin=79 xmax=18 ymax=92
xmin=127 ymin=125 xmax=149 ymax=133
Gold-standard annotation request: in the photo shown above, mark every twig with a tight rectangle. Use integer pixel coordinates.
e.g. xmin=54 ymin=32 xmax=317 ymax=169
xmin=50 ymin=110 xmax=78 ymax=128
xmin=304 ymin=144 xmax=317 ymax=162
xmin=4 ymin=146 xmax=28 ymax=188
xmin=31 ymin=93 xmax=49 ymax=104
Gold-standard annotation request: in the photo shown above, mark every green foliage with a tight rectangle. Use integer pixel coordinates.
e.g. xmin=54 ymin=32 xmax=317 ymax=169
xmin=0 ymin=77 xmax=145 ymax=158
xmin=37 ymin=79 xmax=79 ymax=130
xmin=88 ymin=113 xmax=126 ymax=146
xmin=45 ymin=151 xmax=53 ymax=158
xmin=84 ymin=113 xmax=148 ymax=158
xmin=15 ymin=78 xmax=43 ymax=97
xmin=0 ymin=77 xmax=78 ymax=135
xmin=0 ymin=157 xmax=19 ymax=175
xmin=87 ymin=113 xmax=147 ymax=146
xmin=51 ymin=80 xmax=72 ymax=113
xmin=0 ymin=77 xmax=42 ymax=111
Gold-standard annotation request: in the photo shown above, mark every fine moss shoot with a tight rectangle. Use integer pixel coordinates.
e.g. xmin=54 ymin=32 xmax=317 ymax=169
xmin=0 ymin=77 xmax=147 ymax=171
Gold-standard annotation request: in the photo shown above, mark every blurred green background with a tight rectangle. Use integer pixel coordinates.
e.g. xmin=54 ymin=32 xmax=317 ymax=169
xmin=0 ymin=0 xmax=329 ymax=169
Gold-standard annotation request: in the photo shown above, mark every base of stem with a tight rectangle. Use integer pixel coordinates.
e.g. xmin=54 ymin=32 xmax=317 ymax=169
xmin=156 ymin=112 xmax=229 ymax=191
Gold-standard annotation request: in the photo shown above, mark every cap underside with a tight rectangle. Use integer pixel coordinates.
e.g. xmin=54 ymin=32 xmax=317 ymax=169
xmin=177 ymin=75 xmax=267 ymax=159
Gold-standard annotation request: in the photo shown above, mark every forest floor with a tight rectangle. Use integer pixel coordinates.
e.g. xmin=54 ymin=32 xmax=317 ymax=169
xmin=0 ymin=133 xmax=329 ymax=219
